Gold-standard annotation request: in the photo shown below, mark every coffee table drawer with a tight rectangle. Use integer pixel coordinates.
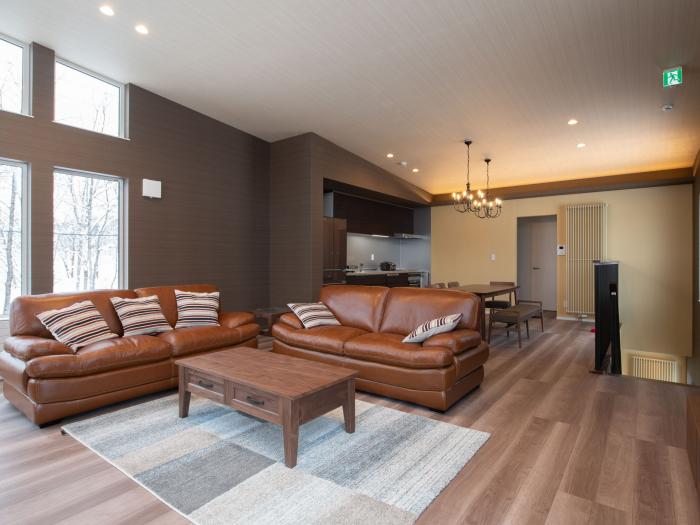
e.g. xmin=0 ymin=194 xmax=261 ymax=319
xmin=232 ymin=385 xmax=278 ymax=414
xmin=188 ymin=372 xmax=224 ymax=402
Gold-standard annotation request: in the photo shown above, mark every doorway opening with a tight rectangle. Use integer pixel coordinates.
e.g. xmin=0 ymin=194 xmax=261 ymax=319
xmin=517 ymin=215 xmax=557 ymax=311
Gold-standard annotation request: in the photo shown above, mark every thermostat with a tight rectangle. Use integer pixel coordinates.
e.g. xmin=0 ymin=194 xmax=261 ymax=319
xmin=142 ymin=179 xmax=162 ymax=199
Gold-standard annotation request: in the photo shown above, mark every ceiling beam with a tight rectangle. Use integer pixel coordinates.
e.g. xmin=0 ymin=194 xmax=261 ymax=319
xmin=430 ymin=167 xmax=694 ymax=205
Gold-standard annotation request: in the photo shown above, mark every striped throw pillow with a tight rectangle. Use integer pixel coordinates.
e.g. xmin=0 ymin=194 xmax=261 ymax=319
xmin=174 ymin=290 xmax=220 ymax=328
xmin=402 ymin=313 xmax=463 ymax=344
xmin=287 ymin=302 xmax=340 ymax=329
xmin=36 ymin=300 xmax=118 ymax=351
xmin=110 ymin=295 xmax=173 ymax=336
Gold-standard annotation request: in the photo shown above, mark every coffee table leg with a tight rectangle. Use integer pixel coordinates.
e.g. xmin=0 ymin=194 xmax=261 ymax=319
xmin=178 ymin=367 xmax=191 ymax=418
xmin=343 ymin=379 xmax=355 ymax=433
xmin=282 ymin=398 xmax=299 ymax=468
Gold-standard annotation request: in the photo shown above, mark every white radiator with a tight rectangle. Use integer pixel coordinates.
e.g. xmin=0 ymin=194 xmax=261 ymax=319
xmin=631 ymin=356 xmax=678 ymax=383
xmin=565 ymin=203 xmax=607 ymax=316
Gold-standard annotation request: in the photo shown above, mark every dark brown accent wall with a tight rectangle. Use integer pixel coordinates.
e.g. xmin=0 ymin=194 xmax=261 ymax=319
xmin=688 ymin=151 xmax=700 ymax=384
xmin=0 ymin=44 xmax=270 ymax=311
xmin=269 ymin=133 xmax=430 ymax=305
xmin=431 ymin=167 xmax=695 ymax=204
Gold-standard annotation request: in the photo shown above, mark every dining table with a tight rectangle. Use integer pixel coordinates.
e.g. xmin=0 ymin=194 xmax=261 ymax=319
xmin=454 ymin=283 xmax=520 ymax=337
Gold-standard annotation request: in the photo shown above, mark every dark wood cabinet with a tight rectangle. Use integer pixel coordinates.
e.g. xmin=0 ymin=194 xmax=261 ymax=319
xmin=345 ymin=272 xmax=410 ymax=287
xmin=323 ymin=217 xmax=347 ymax=283
xmin=332 ymin=193 xmax=413 ymax=236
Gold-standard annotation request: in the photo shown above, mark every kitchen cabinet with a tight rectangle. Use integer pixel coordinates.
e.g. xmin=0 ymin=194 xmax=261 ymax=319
xmin=332 ymin=193 xmax=413 ymax=236
xmin=345 ymin=272 xmax=413 ymax=287
xmin=323 ymin=217 xmax=347 ymax=284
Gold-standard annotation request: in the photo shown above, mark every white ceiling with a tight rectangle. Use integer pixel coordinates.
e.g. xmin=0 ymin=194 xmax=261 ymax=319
xmin=2 ymin=0 xmax=699 ymax=193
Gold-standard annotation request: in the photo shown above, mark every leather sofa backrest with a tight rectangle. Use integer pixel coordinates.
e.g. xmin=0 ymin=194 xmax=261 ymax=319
xmin=319 ymin=285 xmax=389 ymax=333
xmin=379 ymin=288 xmax=479 ymax=335
xmin=133 ymin=284 xmax=219 ymax=327
xmin=9 ymin=289 xmax=137 ymax=338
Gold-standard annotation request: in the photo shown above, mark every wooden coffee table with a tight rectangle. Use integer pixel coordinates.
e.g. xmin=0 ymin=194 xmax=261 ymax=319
xmin=176 ymin=346 xmax=358 ymax=468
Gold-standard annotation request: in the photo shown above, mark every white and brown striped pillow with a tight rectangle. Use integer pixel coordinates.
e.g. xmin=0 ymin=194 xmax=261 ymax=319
xmin=287 ymin=302 xmax=340 ymax=329
xmin=174 ymin=290 xmax=220 ymax=328
xmin=403 ymin=313 xmax=463 ymax=344
xmin=110 ymin=295 xmax=172 ymax=336
xmin=36 ymin=300 xmax=118 ymax=351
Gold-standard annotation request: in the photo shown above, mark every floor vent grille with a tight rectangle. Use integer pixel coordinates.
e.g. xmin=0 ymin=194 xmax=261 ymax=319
xmin=631 ymin=356 xmax=678 ymax=383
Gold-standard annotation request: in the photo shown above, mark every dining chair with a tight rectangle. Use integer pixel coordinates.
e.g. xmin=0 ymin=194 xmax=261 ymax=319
xmin=487 ymin=299 xmax=544 ymax=348
xmin=430 ymin=282 xmax=447 ymax=289
xmin=447 ymin=281 xmax=460 ymax=288
xmin=485 ymin=281 xmax=516 ymax=311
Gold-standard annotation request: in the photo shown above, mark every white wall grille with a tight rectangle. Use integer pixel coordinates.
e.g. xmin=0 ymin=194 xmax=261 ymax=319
xmin=631 ymin=355 xmax=679 ymax=383
xmin=565 ymin=203 xmax=607 ymax=315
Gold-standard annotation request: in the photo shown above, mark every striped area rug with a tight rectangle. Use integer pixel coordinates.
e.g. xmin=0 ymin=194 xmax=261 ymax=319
xmin=62 ymin=395 xmax=489 ymax=524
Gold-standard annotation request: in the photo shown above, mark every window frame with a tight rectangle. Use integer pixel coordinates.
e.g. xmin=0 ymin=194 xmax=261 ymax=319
xmin=0 ymin=157 xmax=30 ymax=319
xmin=52 ymin=167 xmax=128 ymax=291
xmin=53 ymin=58 xmax=126 ymax=138
xmin=0 ymin=32 xmax=31 ymax=116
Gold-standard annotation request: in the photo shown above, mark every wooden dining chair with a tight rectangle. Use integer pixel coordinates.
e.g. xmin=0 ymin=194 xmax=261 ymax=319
xmin=485 ymin=281 xmax=516 ymax=311
xmin=430 ymin=282 xmax=447 ymax=289
xmin=447 ymin=281 xmax=460 ymax=288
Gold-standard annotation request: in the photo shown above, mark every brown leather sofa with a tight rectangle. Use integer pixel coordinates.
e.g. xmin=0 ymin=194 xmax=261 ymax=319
xmin=0 ymin=284 xmax=260 ymax=425
xmin=272 ymin=285 xmax=488 ymax=411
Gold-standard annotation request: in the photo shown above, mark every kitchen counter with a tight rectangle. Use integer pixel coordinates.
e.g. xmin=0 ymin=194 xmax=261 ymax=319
xmin=344 ymin=269 xmax=426 ymax=275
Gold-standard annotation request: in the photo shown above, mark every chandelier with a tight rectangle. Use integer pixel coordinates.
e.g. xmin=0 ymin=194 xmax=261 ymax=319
xmin=452 ymin=140 xmax=503 ymax=219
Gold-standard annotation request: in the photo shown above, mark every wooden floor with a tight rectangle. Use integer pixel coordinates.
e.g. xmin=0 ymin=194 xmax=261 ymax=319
xmin=1 ymin=315 xmax=699 ymax=524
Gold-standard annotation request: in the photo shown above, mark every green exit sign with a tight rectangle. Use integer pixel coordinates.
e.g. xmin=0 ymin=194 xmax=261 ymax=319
xmin=663 ymin=66 xmax=683 ymax=88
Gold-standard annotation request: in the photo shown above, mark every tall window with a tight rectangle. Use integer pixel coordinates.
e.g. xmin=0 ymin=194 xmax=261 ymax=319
xmin=53 ymin=169 xmax=124 ymax=292
xmin=0 ymin=34 xmax=29 ymax=115
xmin=0 ymin=160 xmax=27 ymax=317
xmin=54 ymin=60 xmax=124 ymax=137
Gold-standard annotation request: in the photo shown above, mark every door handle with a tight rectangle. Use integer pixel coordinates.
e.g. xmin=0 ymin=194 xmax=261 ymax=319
xmin=532 ymin=267 xmax=541 ymax=270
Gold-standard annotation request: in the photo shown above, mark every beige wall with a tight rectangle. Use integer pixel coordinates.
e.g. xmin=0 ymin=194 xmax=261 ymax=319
xmin=431 ymin=184 xmax=693 ymax=361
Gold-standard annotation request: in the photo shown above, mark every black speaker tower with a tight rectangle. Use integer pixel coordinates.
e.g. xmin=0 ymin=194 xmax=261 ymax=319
xmin=592 ymin=261 xmax=621 ymax=374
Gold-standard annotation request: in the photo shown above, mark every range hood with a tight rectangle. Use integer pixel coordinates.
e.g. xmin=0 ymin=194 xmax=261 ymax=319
xmin=392 ymin=233 xmax=428 ymax=240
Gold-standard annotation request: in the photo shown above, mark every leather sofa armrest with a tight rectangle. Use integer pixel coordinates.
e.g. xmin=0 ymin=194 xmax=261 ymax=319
xmin=422 ymin=329 xmax=482 ymax=355
xmin=218 ymin=311 xmax=256 ymax=329
xmin=3 ymin=335 xmax=73 ymax=361
xmin=278 ymin=312 xmax=304 ymax=329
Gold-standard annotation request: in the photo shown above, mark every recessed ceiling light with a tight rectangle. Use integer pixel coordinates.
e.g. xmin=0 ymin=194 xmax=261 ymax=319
xmin=412 ymin=168 xmax=419 ymax=173
xmin=567 ymin=118 xmax=578 ymax=125
xmin=399 ymin=161 xmax=408 ymax=167
xmin=135 ymin=24 xmax=149 ymax=35
xmin=661 ymin=104 xmax=673 ymax=112
xmin=576 ymin=143 xmax=586 ymax=148
xmin=99 ymin=5 xmax=114 ymax=16
xmin=386 ymin=153 xmax=394 ymax=158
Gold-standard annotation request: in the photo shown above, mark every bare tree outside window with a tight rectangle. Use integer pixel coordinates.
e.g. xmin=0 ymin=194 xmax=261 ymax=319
xmin=0 ymin=36 xmax=23 ymax=114
xmin=0 ymin=163 xmax=23 ymax=316
xmin=54 ymin=61 xmax=121 ymax=137
xmin=53 ymin=171 xmax=121 ymax=293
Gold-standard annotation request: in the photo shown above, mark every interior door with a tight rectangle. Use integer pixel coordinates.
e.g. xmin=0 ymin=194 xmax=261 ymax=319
xmin=518 ymin=216 xmax=557 ymax=310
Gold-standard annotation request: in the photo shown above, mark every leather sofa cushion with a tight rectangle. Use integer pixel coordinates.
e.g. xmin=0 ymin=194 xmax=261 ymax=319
xmin=344 ymin=333 xmax=453 ymax=369
xmin=25 ymin=335 xmax=171 ymax=379
xmin=4 ymin=335 xmax=73 ymax=361
xmin=9 ymin=289 xmax=137 ymax=338
xmin=423 ymin=329 xmax=481 ymax=354
xmin=272 ymin=322 xmax=367 ymax=356
xmin=134 ymin=284 xmax=219 ymax=327
xmin=158 ymin=325 xmax=251 ymax=356
xmin=319 ymin=285 xmax=389 ymax=333
xmin=27 ymin=361 xmax=174 ymax=404
xmin=380 ymin=288 xmax=479 ymax=335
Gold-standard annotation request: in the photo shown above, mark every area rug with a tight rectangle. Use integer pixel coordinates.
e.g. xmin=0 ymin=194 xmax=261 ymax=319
xmin=62 ymin=394 xmax=489 ymax=524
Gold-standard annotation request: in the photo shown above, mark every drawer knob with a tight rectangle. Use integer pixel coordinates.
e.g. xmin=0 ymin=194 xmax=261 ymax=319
xmin=198 ymin=380 xmax=214 ymax=389
xmin=246 ymin=395 xmax=264 ymax=406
